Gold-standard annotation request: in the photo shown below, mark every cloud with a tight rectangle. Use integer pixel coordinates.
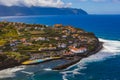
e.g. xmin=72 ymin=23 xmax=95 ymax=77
xmin=0 ymin=0 xmax=72 ymax=8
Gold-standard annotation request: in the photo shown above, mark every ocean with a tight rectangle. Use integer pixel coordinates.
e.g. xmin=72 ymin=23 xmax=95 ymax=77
xmin=0 ymin=15 xmax=120 ymax=80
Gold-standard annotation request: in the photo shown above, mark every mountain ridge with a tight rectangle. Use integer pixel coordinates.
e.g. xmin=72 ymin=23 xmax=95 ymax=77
xmin=0 ymin=5 xmax=88 ymax=16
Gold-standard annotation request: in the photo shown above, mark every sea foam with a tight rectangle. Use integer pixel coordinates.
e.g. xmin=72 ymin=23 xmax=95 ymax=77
xmin=61 ymin=38 xmax=120 ymax=80
xmin=0 ymin=66 xmax=26 ymax=78
xmin=43 ymin=68 xmax=52 ymax=71
xmin=0 ymin=38 xmax=120 ymax=79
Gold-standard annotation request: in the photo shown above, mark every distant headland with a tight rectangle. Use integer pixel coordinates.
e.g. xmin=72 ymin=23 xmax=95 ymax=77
xmin=0 ymin=5 xmax=88 ymax=16
xmin=0 ymin=21 xmax=102 ymax=70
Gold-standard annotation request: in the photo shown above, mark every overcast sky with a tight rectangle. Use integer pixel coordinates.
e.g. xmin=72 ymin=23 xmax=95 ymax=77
xmin=0 ymin=0 xmax=120 ymax=14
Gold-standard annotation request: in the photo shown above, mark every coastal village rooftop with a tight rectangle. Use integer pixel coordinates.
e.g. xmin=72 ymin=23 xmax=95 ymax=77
xmin=69 ymin=46 xmax=87 ymax=54
xmin=0 ymin=22 xmax=99 ymax=68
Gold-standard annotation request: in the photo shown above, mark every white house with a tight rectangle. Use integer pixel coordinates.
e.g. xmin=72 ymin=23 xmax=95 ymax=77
xmin=69 ymin=46 xmax=87 ymax=54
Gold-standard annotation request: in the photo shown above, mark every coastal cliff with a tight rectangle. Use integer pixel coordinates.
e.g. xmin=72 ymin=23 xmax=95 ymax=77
xmin=0 ymin=5 xmax=87 ymax=16
xmin=0 ymin=21 xmax=101 ymax=70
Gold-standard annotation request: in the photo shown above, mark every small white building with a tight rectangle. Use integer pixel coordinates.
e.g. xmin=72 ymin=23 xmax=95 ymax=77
xmin=58 ymin=43 xmax=67 ymax=48
xmin=69 ymin=46 xmax=87 ymax=54
xmin=36 ymin=37 xmax=46 ymax=41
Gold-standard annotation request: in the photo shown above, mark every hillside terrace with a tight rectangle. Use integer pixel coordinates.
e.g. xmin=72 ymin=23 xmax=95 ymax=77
xmin=0 ymin=21 xmax=99 ymax=62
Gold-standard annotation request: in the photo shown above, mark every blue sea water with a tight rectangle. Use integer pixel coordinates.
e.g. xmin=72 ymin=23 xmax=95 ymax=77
xmin=0 ymin=15 xmax=120 ymax=80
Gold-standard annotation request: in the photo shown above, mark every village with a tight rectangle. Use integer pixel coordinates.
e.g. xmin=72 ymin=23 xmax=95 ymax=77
xmin=0 ymin=21 xmax=99 ymax=67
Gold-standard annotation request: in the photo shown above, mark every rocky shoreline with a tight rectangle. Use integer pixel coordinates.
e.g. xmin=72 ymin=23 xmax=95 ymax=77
xmin=0 ymin=42 xmax=103 ymax=71
xmin=0 ymin=60 xmax=20 ymax=71
xmin=0 ymin=22 xmax=102 ymax=71
xmin=0 ymin=42 xmax=103 ymax=70
xmin=52 ymin=42 xmax=103 ymax=70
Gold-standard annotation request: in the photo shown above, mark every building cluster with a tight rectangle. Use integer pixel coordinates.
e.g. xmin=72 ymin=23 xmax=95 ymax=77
xmin=0 ymin=22 xmax=98 ymax=59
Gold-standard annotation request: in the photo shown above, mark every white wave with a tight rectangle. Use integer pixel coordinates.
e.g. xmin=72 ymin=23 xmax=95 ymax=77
xmin=76 ymin=38 xmax=120 ymax=66
xmin=62 ymin=72 xmax=68 ymax=80
xmin=43 ymin=68 xmax=52 ymax=71
xmin=100 ymin=38 xmax=120 ymax=53
xmin=21 ymin=71 xmax=34 ymax=75
xmin=0 ymin=38 xmax=120 ymax=79
xmin=0 ymin=66 xmax=26 ymax=78
xmin=73 ymin=71 xmax=80 ymax=75
xmin=61 ymin=38 xmax=120 ymax=80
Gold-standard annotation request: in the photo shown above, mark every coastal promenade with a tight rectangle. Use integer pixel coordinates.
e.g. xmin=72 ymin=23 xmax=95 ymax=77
xmin=52 ymin=42 xmax=103 ymax=70
xmin=20 ymin=42 xmax=103 ymax=70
